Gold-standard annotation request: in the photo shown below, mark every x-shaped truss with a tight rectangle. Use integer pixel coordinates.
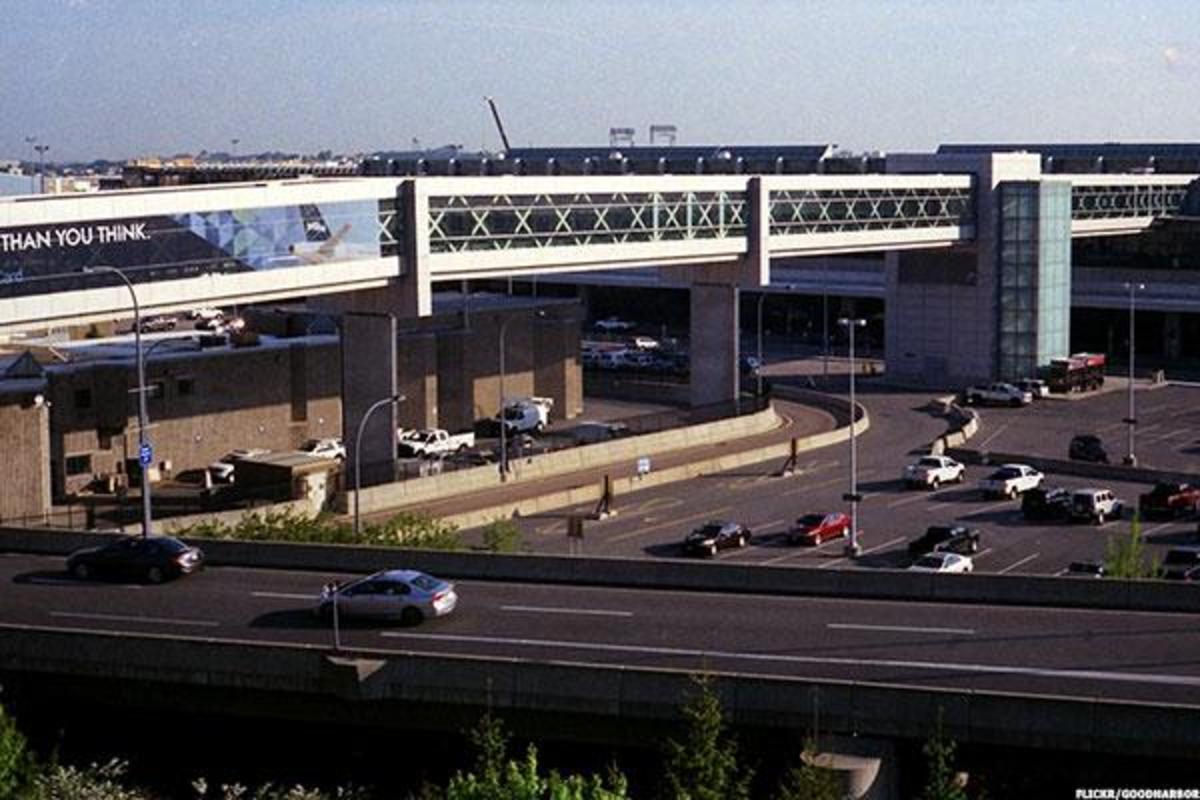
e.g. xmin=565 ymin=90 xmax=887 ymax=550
xmin=1070 ymin=185 xmax=1188 ymax=220
xmin=768 ymin=187 xmax=973 ymax=236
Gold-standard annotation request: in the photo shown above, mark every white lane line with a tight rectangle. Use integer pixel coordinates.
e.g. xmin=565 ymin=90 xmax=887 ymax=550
xmin=782 ymin=474 xmax=847 ymax=497
xmin=976 ymin=422 xmax=1010 ymax=450
xmin=998 ymin=552 xmax=1040 ymax=575
xmin=827 ymin=623 xmax=976 ymax=636
xmin=820 ymin=535 xmax=905 ymax=569
xmin=251 ymin=591 xmax=316 ymax=601
xmin=500 ymin=605 xmax=633 ymax=618
xmin=972 ymin=547 xmax=994 ymax=561
xmin=611 ymin=506 xmax=732 ymax=543
xmin=886 ymin=492 xmax=935 ymax=509
xmin=756 ymin=518 xmax=786 ymax=534
xmin=379 ymin=631 xmax=1200 ymax=689
xmin=1141 ymin=522 xmax=1175 ymax=536
xmin=49 ymin=611 xmax=218 ymax=627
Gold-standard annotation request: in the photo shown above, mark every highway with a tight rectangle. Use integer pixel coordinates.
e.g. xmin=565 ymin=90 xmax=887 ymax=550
xmin=5 ymin=552 xmax=1200 ymax=708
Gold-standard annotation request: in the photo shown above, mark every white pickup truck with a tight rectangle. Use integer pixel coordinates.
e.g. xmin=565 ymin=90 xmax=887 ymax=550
xmin=979 ymin=463 xmax=1044 ymax=499
xmin=397 ymin=428 xmax=475 ymax=458
xmin=963 ymin=382 xmax=1033 ymax=407
xmin=499 ymin=396 xmax=554 ymax=434
xmin=903 ymin=455 xmax=965 ymax=489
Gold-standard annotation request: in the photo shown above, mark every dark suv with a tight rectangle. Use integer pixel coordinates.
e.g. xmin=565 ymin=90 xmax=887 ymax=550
xmin=1069 ymin=434 xmax=1108 ymax=464
xmin=907 ymin=525 xmax=981 ymax=558
xmin=1021 ymin=486 xmax=1073 ymax=521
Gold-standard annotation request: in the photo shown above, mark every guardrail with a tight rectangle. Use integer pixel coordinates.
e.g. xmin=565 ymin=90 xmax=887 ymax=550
xmin=3 ymin=528 xmax=1197 ymax=614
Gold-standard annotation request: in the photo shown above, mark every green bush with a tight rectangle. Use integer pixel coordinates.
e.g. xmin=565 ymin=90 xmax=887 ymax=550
xmin=0 ymin=701 xmax=34 ymax=799
xmin=481 ymin=519 xmax=523 ymax=553
xmin=170 ymin=508 xmax=461 ymax=550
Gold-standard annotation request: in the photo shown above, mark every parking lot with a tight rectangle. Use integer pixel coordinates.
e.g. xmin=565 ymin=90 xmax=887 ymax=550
xmin=464 ymin=383 xmax=1200 ymax=577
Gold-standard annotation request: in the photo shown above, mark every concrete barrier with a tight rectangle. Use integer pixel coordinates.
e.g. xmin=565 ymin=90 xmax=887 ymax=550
xmin=4 ymin=527 xmax=1197 ymax=613
xmin=949 ymin=448 xmax=1199 ymax=488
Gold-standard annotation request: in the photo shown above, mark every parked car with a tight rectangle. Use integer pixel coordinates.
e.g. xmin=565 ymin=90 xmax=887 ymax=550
xmin=188 ymin=307 xmax=224 ymax=321
xmin=907 ymin=524 xmax=981 ymax=558
xmin=908 ymin=552 xmax=974 ymax=573
xmin=299 ymin=437 xmax=346 ymax=461
xmin=1069 ymin=488 xmax=1124 ymax=525
xmin=593 ymin=317 xmax=635 ymax=332
xmin=788 ymin=512 xmax=851 ymax=545
xmin=963 ymin=382 xmax=1032 ymax=407
xmin=1021 ymin=486 xmax=1073 ymax=521
xmin=1138 ymin=482 xmax=1200 ymax=520
xmin=683 ymin=520 xmax=752 ymax=557
xmin=571 ymin=421 xmax=630 ymax=444
xmin=631 ymin=335 xmax=660 ymax=351
xmin=194 ymin=312 xmax=227 ymax=331
xmin=315 ymin=569 xmax=457 ymax=624
xmin=1159 ymin=547 xmax=1200 ymax=581
xmin=499 ymin=396 xmax=554 ymax=434
xmin=1058 ymin=561 xmax=1106 ymax=578
xmin=208 ymin=448 xmax=270 ymax=483
xmin=137 ymin=314 xmax=177 ymax=333
xmin=903 ymin=455 xmax=965 ymax=489
xmin=979 ymin=464 xmax=1044 ymax=499
xmin=397 ymin=429 xmax=475 ymax=458
xmin=1014 ymin=378 xmax=1050 ymax=399
xmin=1068 ymin=434 xmax=1109 ymax=464
xmin=67 ymin=535 xmax=204 ymax=584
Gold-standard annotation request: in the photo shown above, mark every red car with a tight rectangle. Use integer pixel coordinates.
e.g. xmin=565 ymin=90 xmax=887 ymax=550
xmin=788 ymin=512 xmax=850 ymax=545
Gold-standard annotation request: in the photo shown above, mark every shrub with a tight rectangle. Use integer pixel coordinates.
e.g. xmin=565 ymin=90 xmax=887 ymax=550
xmin=481 ymin=519 xmax=523 ymax=553
xmin=170 ymin=508 xmax=461 ymax=550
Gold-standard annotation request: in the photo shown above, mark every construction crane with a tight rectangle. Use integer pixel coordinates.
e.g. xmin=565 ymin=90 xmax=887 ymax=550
xmin=484 ymin=96 xmax=512 ymax=154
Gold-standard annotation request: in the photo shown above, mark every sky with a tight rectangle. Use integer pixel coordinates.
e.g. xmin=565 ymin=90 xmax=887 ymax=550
xmin=5 ymin=0 xmax=1200 ymax=163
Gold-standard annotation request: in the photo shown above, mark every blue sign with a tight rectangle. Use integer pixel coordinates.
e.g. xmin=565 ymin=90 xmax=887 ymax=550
xmin=138 ymin=443 xmax=154 ymax=467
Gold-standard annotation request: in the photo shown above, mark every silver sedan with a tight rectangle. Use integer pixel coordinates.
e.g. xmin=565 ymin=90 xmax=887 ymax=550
xmin=316 ymin=569 xmax=457 ymax=625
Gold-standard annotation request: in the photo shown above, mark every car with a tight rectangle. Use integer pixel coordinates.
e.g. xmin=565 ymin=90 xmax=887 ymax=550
xmin=67 ymin=535 xmax=204 ymax=584
xmin=316 ymin=569 xmax=457 ymax=624
xmin=683 ymin=520 xmax=752 ymax=557
xmin=631 ymin=335 xmax=660 ymax=351
xmin=593 ymin=317 xmax=635 ymax=332
xmin=1021 ymin=486 xmax=1074 ymax=521
xmin=188 ymin=307 xmax=224 ymax=321
xmin=908 ymin=552 xmax=974 ymax=573
xmin=1068 ymin=434 xmax=1108 ymax=464
xmin=194 ymin=312 xmax=227 ymax=331
xmin=208 ymin=448 xmax=270 ymax=483
xmin=136 ymin=314 xmax=177 ymax=333
xmin=1014 ymin=378 xmax=1050 ymax=399
xmin=903 ymin=455 xmax=965 ymax=489
xmin=1069 ymin=488 xmax=1124 ymax=525
xmin=978 ymin=464 xmax=1043 ymax=499
xmin=788 ymin=512 xmax=851 ymax=545
xmin=963 ymin=382 xmax=1032 ymax=407
xmin=1138 ymin=482 xmax=1200 ymax=520
xmin=1159 ymin=547 xmax=1200 ymax=581
xmin=907 ymin=524 xmax=981 ymax=558
xmin=1058 ymin=560 xmax=1106 ymax=578
xmin=299 ymin=437 xmax=346 ymax=461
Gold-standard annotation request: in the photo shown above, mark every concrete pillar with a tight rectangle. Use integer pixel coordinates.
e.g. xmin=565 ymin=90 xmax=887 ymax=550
xmin=436 ymin=331 xmax=474 ymax=434
xmin=689 ymin=280 xmax=740 ymax=406
xmin=533 ymin=315 xmax=581 ymax=420
xmin=341 ymin=313 xmax=398 ymax=488
xmin=396 ymin=332 xmax=437 ymax=430
xmin=1164 ymin=312 xmax=1182 ymax=360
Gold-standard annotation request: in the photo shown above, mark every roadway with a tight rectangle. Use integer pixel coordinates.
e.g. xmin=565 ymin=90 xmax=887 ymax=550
xmin=3 ymin=552 xmax=1200 ymax=708
xmin=461 ymin=378 xmax=1200 ymax=575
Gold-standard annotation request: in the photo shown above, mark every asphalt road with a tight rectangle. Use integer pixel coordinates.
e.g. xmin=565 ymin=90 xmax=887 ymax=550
xmin=462 ymin=382 xmax=1200 ymax=575
xmin=4 ymin=552 xmax=1200 ymax=707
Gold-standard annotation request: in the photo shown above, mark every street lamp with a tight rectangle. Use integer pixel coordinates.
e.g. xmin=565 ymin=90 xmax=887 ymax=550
xmin=839 ymin=316 xmax=867 ymax=558
xmin=33 ymin=144 xmax=50 ymax=193
xmin=353 ymin=393 xmax=405 ymax=537
xmin=756 ymin=284 xmax=796 ymax=397
xmin=81 ymin=266 xmax=153 ymax=537
xmin=498 ymin=309 xmax=546 ymax=480
xmin=1123 ymin=282 xmax=1145 ymax=466
xmin=24 ymin=136 xmax=36 ymax=193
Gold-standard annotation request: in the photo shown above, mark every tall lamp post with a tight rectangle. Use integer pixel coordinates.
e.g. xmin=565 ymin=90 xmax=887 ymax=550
xmin=24 ymin=136 xmax=36 ymax=193
xmin=498 ymin=309 xmax=545 ymax=480
xmin=33 ymin=143 xmax=50 ymax=193
xmin=1123 ymin=282 xmax=1145 ymax=466
xmin=354 ymin=393 xmax=405 ymax=537
xmin=82 ymin=266 xmax=153 ymax=537
xmin=840 ymin=317 xmax=866 ymax=558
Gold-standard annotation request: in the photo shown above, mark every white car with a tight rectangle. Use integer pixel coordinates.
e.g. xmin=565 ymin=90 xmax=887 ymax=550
xmin=979 ymin=463 xmax=1044 ymax=499
xmin=631 ymin=335 xmax=660 ymax=350
xmin=903 ymin=455 xmax=965 ymax=489
xmin=964 ymin=382 xmax=1033 ymax=407
xmin=315 ymin=569 xmax=457 ymax=625
xmin=188 ymin=307 xmax=224 ymax=322
xmin=299 ymin=437 xmax=345 ymax=461
xmin=1014 ymin=378 xmax=1050 ymax=399
xmin=593 ymin=317 xmax=635 ymax=332
xmin=207 ymin=448 xmax=270 ymax=483
xmin=908 ymin=552 xmax=974 ymax=573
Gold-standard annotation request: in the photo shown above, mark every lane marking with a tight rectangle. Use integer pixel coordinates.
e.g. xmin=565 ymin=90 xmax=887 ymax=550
xmin=976 ymin=422 xmax=1010 ymax=450
xmin=756 ymin=518 xmax=786 ymax=534
xmin=610 ymin=506 xmax=732 ymax=543
xmin=827 ymin=623 xmax=976 ymax=636
xmin=500 ymin=605 xmax=633 ymax=618
xmin=886 ymin=492 xmax=937 ymax=509
xmin=820 ymin=535 xmax=905 ymax=569
xmin=251 ymin=591 xmax=316 ymax=601
xmin=998 ymin=553 xmax=1040 ymax=575
xmin=49 ymin=611 xmax=218 ymax=627
xmin=379 ymin=631 xmax=1200 ymax=689
xmin=972 ymin=547 xmax=994 ymax=561
xmin=781 ymin=473 xmax=852 ymax=497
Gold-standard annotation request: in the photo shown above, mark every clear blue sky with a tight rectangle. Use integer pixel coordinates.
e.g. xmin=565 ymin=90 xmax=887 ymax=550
xmin=6 ymin=0 xmax=1200 ymax=162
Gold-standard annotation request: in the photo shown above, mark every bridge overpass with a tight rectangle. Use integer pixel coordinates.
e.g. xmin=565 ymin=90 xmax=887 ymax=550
xmin=0 ymin=152 xmax=1194 ymax=391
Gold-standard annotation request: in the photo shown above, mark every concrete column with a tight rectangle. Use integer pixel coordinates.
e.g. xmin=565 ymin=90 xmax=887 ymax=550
xmin=533 ymin=315 xmax=580 ymax=421
xmin=396 ymin=332 xmax=438 ymax=430
xmin=341 ymin=313 xmax=398 ymax=488
xmin=1164 ymin=312 xmax=1182 ymax=360
xmin=436 ymin=331 xmax=474 ymax=434
xmin=689 ymin=280 xmax=740 ymax=406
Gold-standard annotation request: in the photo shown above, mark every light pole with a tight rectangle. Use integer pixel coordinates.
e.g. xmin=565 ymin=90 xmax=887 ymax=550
xmin=24 ymin=136 xmax=36 ymax=192
xmin=1123 ymin=282 xmax=1145 ymax=466
xmin=33 ymin=144 xmax=49 ymax=193
xmin=82 ymin=266 xmax=153 ymax=537
xmin=498 ymin=309 xmax=546 ymax=480
xmin=840 ymin=317 xmax=866 ymax=558
xmin=354 ymin=393 xmax=405 ymax=537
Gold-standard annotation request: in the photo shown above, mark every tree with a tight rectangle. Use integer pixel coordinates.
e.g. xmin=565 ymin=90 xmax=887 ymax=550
xmin=920 ymin=712 xmax=967 ymax=800
xmin=1104 ymin=514 xmax=1160 ymax=579
xmin=482 ymin=519 xmax=523 ymax=553
xmin=775 ymin=738 xmax=841 ymax=800
xmin=0 ymin=699 xmax=34 ymax=799
xmin=659 ymin=675 xmax=753 ymax=800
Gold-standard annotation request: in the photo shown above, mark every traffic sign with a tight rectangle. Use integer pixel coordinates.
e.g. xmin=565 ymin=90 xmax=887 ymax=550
xmin=138 ymin=442 xmax=154 ymax=467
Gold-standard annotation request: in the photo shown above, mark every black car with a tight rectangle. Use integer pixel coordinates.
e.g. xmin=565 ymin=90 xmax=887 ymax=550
xmin=683 ymin=521 xmax=752 ymax=557
xmin=1068 ymin=434 xmax=1108 ymax=464
xmin=67 ymin=535 xmax=204 ymax=583
xmin=1021 ymin=486 xmax=1073 ymax=521
xmin=136 ymin=315 xmax=177 ymax=333
xmin=1060 ymin=561 xmax=1106 ymax=578
xmin=907 ymin=525 xmax=981 ymax=558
